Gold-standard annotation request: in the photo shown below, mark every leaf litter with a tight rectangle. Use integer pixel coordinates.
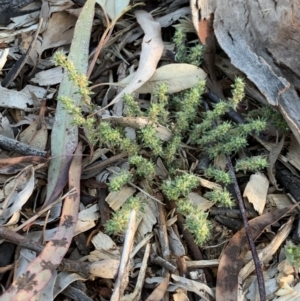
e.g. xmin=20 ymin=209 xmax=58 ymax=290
xmin=0 ymin=1 xmax=299 ymax=301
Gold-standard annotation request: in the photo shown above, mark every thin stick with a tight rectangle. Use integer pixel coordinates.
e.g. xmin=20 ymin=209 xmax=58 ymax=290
xmin=0 ymin=134 xmax=47 ymax=157
xmin=226 ymin=156 xmax=266 ymax=301
xmin=111 ymin=210 xmax=136 ymax=301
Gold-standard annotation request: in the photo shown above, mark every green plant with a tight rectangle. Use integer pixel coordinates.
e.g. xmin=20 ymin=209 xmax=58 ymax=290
xmin=235 ymin=156 xmax=268 ymax=173
xmin=54 ymin=39 xmax=269 ymax=246
xmin=285 ymin=241 xmax=300 ymax=271
xmin=108 ymin=170 xmax=133 ymax=192
xmin=173 ymin=28 xmax=204 ymax=66
xmin=105 ymin=197 xmax=144 ymax=234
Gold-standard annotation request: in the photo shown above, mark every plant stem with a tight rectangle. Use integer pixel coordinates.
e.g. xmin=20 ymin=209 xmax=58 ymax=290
xmin=226 ymin=156 xmax=266 ymax=301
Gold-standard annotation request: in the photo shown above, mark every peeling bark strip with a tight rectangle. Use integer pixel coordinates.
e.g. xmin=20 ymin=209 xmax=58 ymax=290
xmin=194 ymin=0 xmax=300 ymax=144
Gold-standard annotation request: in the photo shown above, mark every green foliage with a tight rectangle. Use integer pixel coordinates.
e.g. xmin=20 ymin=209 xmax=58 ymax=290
xmin=235 ymin=156 xmax=268 ymax=173
xmin=53 ymin=51 xmax=92 ymax=104
xmin=173 ymin=28 xmax=187 ymax=63
xmin=55 ymin=49 xmax=269 ymax=246
xmin=123 ymin=94 xmax=143 ymax=117
xmin=237 ymin=118 xmax=267 ymax=136
xmin=139 ymin=125 xmax=163 ymax=156
xmin=148 ymin=83 xmax=169 ymax=124
xmin=53 ymin=51 xmax=98 ymax=144
xmin=161 ymin=174 xmax=199 ymax=201
xmin=191 ymin=79 xmax=267 ymax=158
xmin=285 ymin=242 xmax=300 ymax=271
xmin=230 ymin=77 xmax=245 ymax=109
xmin=204 ymin=188 xmax=234 ymax=207
xmin=108 ymin=170 xmax=132 ymax=192
xmin=98 ymin=122 xmax=124 ymax=149
xmin=129 ymin=155 xmax=155 ymax=180
xmin=177 ymin=199 xmax=211 ymax=245
xmin=173 ymin=28 xmax=204 ymax=66
xmin=248 ymin=105 xmax=288 ymax=132
xmin=174 ymin=81 xmax=205 ymax=134
xmin=164 ymin=135 xmax=181 ymax=163
xmin=204 ymin=167 xmax=232 ymax=185
xmin=197 ymin=121 xmax=233 ymax=145
xmin=208 ymin=136 xmax=248 ymax=159
xmin=105 ymin=197 xmax=144 ymax=235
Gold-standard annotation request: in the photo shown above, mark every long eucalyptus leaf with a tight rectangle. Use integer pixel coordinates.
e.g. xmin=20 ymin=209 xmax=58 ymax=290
xmin=44 ymin=0 xmax=96 ymax=208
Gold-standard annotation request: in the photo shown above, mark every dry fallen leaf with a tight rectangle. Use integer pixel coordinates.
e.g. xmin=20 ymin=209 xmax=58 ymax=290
xmin=103 ymin=10 xmax=164 ymax=109
xmin=243 ymin=172 xmax=269 ymax=215
xmin=145 ymin=273 xmax=170 ymax=301
xmin=171 ymin=274 xmax=215 ymax=299
xmin=118 ymin=63 xmax=206 ymax=94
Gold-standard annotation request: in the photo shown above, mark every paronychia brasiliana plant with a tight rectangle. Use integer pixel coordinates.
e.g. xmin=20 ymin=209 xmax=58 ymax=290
xmin=53 ymin=28 xmax=269 ymax=245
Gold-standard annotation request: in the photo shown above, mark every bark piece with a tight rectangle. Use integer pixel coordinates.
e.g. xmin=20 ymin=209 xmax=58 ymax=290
xmin=194 ymin=0 xmax=300 ymax=144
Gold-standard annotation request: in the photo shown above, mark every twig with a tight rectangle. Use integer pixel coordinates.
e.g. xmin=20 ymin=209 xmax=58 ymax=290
xmin=156 ymin=194 xmax=171 ymax=300
xmin=131 ymin=233 xmax=153 ymax=259
xmin=111 ymin=210 xmax=136 ymax=301
xmin=157 ymin=197 xmax=171 ymax=261
xmin=0 ymin=134 xmax=48 ymax=157
xmin=226 ymin=156 xmax=266 ymax=301
xmin=150 ymin=254 xmax=177 ymax=273
xmin=124 ymin=243 xmax=151 ymax=301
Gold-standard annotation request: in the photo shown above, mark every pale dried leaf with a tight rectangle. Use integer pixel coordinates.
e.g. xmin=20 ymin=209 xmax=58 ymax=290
xmin=187 ymin=192 xmax=213 ymax=211
xmin=267 ymin=194 xmax=298 ymax=211
xmin=199 ymin=177 xmax=222 ymax=190
xmin=168 ymin=226 xmax=185 ymax=257
xmin=91 ymin=231 xmax=120 ymax=255
xmin=0 ymin=86 xmax=39 ymax=111
xmin=119 ymin=63 xmax=206 ymax=94
xmin=186 ymin=259 xmax=219 ymax=269
xmin=105 ymin=186 xmax=136 ymax=210
xmin=0 ymin=166 xmax=35 ymax=225
xmin=145 ymin=274 xmax=170 ymax=301
xmin=171 ymin=274 xmax=215 ymax=299
xmin=136 ymin=195 xmax=157 ymax=242
xmin=28 ymin=11 xmax=77 ymax=63
xmin=19 ymin=120 xmax=48 ymax=151
xmin=103 ymin=10 xmax=164 ymax=108
xmin=53 ymin=272 xmax=87 ymax=299
xmin=0 ymin=24 xmax=38 ymax=44
xmin=0 ymin=113 xmax=14 ymax=139
xmin=155 ymin=158 xmax=169 ymax=179
xmin=74 ymin=204 xmax=100 ymax=235
xmin=173 ymin=290 xmax=190 ymax=301
xmin=96 ymin=0 xmax=130 ymax=20
xmin=243 ymin=172 xmax=269 ymax=215
xmin=155 ymin=7 xmax=191 ymax=28
xmin=0 ymin=48 xmax=9 ymax=71
xmin=31 ymin=67 xmax=63 ymax=86
xmin=89 ymin=259 xmax=120 ymax=278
